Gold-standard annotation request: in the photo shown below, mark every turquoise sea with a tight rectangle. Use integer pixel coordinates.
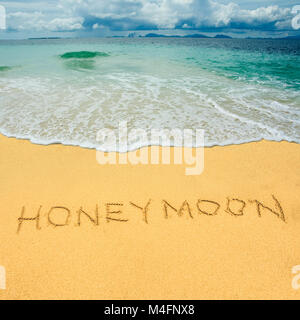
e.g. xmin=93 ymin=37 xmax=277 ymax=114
xmin=0 ymin=38 xmax=299 ymax=150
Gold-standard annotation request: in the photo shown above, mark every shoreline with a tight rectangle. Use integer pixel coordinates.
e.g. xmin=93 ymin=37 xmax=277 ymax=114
xmin=0 ymin=133 xmax=300 ymax=299
xmin=0 ymin=132 xmax=299 ymax=152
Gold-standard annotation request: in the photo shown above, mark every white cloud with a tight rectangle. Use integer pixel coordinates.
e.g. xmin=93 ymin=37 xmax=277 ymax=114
xmin=47 ymin=17 xmax=83 ymax=31
xmin=7 ymin=11 xmax=45 ymax=30
xmin=4 ymin=0 xmax=297 ymax=32
xmin=8 ymin=11 xmax=83 ymax=31
xmin=92 ymin=23 xmax=107 ymax=30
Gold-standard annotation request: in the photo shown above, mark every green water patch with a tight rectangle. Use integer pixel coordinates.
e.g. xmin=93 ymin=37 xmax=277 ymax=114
xmin=185 ymin=51 xmax=300 ymax=90
xmin=0 ymin=66 xmax=12 ymax=72
xmin=60 ymin=51 xmax=109 ymax=59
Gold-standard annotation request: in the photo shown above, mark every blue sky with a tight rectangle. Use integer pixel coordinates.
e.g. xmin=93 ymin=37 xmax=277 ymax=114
xmin=0 ymin=0 xmax=300 ymax=38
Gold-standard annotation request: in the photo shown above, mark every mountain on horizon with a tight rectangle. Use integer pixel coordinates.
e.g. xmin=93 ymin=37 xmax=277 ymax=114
xmin=142 ymin=33 xmax=299 ymax=40
xmin=144 ymin=33 xmax=232 ymax=39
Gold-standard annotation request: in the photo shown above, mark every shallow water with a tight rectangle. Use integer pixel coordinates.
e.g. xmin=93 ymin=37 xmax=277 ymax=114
xmin=0 ymin=38 xmax=299 ymax=150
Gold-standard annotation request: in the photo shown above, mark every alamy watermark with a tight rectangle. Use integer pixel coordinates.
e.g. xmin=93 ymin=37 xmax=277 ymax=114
xmin=292 ymin=5 xmax=300 ymax=30
xmin=96 ymin=122 xmax=204 ymax=176
xmin=0 ymin=4 xmax=6 ymax=30
xmin=292 ymin=265 xmax=300 ymax=290
xmin=0 ymin=265 xmax=5 ymax=290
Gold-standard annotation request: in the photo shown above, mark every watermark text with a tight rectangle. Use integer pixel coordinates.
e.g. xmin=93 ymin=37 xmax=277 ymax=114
xmin=0 ymin=5 xmax=6 ymax=30
xmin=96 ymin=122 xmax=204 ymax=176
xmin=292 ymin=5 xmax=300 ymax=30
xmin=0 ymin=266 xmax=6 ymax=290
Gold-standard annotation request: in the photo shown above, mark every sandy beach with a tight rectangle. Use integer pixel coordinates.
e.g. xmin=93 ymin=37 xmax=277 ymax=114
xmin=0 ymin=133 xmax=299 ymax=299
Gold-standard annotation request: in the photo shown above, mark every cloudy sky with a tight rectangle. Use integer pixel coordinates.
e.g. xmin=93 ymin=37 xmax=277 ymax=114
xmin=0 ymin=0 xmax=300 ymax=38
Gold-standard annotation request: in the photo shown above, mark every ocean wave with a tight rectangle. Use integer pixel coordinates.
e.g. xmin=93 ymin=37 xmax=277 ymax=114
xmin=0 ymin=39 xmax=299 ymax=151
xmin=0 ymin=66 xmax=12 ymax=72
xmin=59 ymin=51 xmax=110 ymax=59
xmin=0 ymin=72 xmax=298 ymax=151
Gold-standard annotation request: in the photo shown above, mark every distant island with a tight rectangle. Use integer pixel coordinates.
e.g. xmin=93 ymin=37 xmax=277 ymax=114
xmin=142 ymin=33 xmax=300 ymax=39
xmin=25 ymin=34 xmax=300 ymax=41
xmin=143 ymin=33 xmax=232 ymax=39
xmin=28 ymin=37 xmax=62 ymax=40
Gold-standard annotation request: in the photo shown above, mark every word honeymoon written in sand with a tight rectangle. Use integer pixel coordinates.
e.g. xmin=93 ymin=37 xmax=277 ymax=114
xmin=16 ymin=195 xmax=286 ymax=233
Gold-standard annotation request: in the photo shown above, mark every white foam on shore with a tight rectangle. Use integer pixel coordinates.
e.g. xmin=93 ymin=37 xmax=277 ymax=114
xmin=0 ymin=70 xmax=299 ymax=151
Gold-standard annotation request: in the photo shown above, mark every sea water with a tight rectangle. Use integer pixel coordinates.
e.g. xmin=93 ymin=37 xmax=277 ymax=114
xmin=0 ymin=38 xmax=299 ymax=150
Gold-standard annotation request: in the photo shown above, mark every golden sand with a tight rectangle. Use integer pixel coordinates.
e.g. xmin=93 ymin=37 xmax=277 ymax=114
xmin=0 ymin=133 xmax=300 ymax=300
